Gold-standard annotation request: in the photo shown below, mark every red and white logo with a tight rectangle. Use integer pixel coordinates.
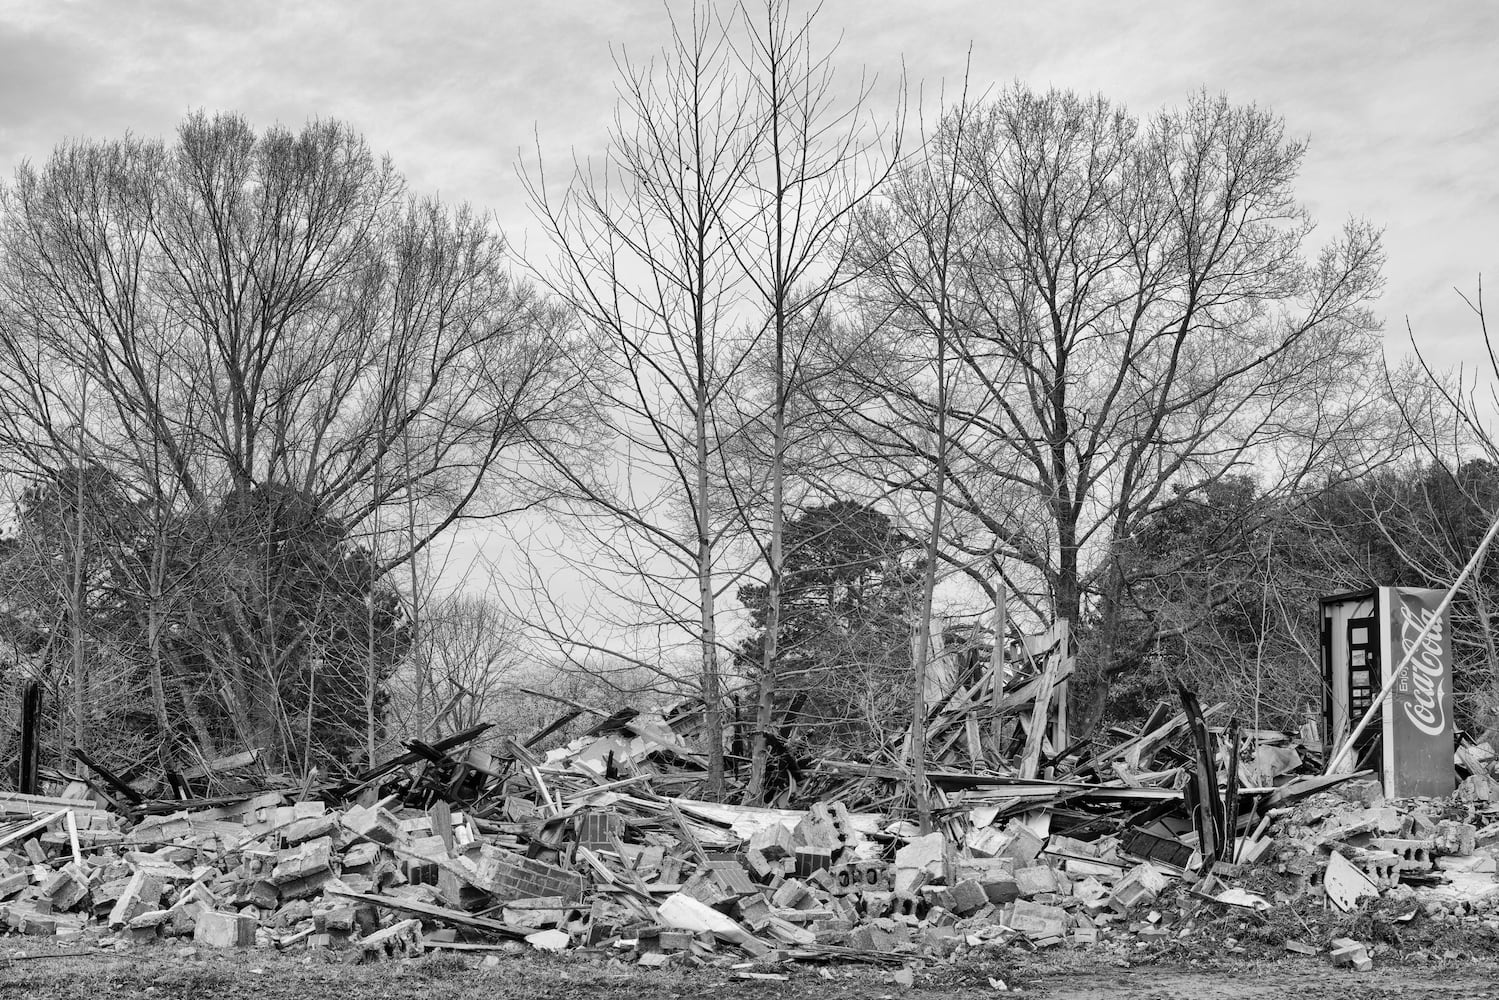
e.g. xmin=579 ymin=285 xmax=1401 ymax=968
xmin=1398 ymin=600 xmax=1447 ymax=737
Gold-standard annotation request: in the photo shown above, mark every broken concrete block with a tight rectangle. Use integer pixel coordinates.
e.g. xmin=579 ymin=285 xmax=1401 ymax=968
xmin=359 ymin=917 xmax=423 ymax=959
xmin=771 ymin=878 xmax=812 ymax=909
xmin=1435 ymin=821 xmax=1477 ymax=857
xmin=193 ymin=910 xmax=257 ymax=948
xmin=1324 ymin=852 xmax=1379 ymax=913
xmin=894 ymin=832 xmax=946 ymax=896
xmin=1108 ymin=862 xmax=1171 ymax=913
xmin=1014 ymin=864 xmax=1060 ymax=898
xmin=1007 ymin=899 xmax=1067 ymax=939
xmin=747 ymin=823 xmax=795 ymax=860
xmin=107 ymin=870 xmax=162 ymax=929
xmin=1372 ymin=838 xmax=1433 ymax=871
xmin=965 ymin=825 xmax=1010 ymax=858
xmin=270 ymin=837 xmax=332 ymax=885
xmin=735 ymin=892 xmax=774 ymax=932
xmin=340 ymin=804 xmax=404 ymax=846
xmin=948 ymin=879 xmax=989 ymax=917
xmin=994 ymin=822 xmax=1045 ymax=864
xmin=525 ymin=928 xmax=570 ymax=952
xmin=792 ymin=813 xmax=840 ymax=852
xmin=1330 ymin=936 xmax=1372 ymax=971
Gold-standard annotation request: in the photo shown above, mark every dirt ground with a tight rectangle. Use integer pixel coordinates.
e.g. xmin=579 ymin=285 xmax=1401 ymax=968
xmin=1 ymin=945 xmax=1496 ymax=1000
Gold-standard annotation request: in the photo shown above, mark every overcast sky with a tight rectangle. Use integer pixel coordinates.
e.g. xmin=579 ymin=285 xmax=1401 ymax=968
xmin=2 ymin=1 xmax=1495 ymax=370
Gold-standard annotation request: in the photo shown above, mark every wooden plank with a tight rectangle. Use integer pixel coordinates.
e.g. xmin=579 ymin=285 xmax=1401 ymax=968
xmin=179 ymin=748 xmax=262 ymax=781
xmin=988 ymin=580 xmax=1007 ymax=764
xmin=19 ymin=682 xmax=40 ymax=795
xmin=70 ymin=750 xmax=144 ymax=805
xmin=0 ymin=809 xmax=66 ymax=850
xmin=328 ymin=889 xmax=530 ymax=937
xmin=1019 ymin=620 xmax=1067 ymax=780
xmin=963 ymin=716 xmax=984 ymax=767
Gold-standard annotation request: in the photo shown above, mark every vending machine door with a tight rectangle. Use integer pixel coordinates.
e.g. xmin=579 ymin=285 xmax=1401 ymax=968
xmin=1345 ymin=615 xmax=1381 ymax=769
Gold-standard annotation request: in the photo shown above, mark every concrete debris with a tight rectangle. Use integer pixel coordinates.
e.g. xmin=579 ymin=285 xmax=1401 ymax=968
xmin=7 ymin=710 xmax=1499 ymax=975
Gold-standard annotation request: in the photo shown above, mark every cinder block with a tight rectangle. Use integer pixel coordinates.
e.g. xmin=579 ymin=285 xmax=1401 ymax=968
xmin=194 ymin=910 xmax=257 ymax=948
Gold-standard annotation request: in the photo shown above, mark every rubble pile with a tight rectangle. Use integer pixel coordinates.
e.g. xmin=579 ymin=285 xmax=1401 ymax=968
xmin=5 ymin=711 xmax=1499 ymax=977
xmin=5 ymin=614 xmax=1499 ymax=977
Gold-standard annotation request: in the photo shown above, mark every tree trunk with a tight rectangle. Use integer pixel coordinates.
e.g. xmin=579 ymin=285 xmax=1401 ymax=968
xmin=747 ymin=397 xmax=786 ymax=803
xmin=696 ymin=465 xmax=725 ymax=798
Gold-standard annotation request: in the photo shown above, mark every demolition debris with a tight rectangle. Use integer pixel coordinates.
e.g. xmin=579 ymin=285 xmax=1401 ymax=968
xmin=3 ymin=634 xmax=1498 ymax=974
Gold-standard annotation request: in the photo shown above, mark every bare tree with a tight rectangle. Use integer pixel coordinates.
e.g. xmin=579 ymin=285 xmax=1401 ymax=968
xmin=0 ymin=113 xmax=586 ymax=769
xmin=729 ymin=0 xmax=899 ymax=802
xmin=520 ymin=2 xmax=765 ymax=798
xmin=840 ymin=76 xmax=981 ymax=828
xmin=843 ymin=87 xmax=1388 ymax=735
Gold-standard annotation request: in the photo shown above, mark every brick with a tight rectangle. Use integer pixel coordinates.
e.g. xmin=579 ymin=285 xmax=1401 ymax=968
xmin=473 ymin=848 xmax=587 ymax=903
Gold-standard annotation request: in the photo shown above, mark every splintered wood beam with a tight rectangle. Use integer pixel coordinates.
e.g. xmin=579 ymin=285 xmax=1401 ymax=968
xmin=523 ymin=707 xmax=584 ymax=749
xmin=988 ymin=580 xmax=1007 ymax=764
xmin=1019 ymin=620 xmax=1068 ymax=780
xmin=328 ymin=889 xmax=530 ymax=937
xmin=71 ymin=749 xmax=145 ymax=804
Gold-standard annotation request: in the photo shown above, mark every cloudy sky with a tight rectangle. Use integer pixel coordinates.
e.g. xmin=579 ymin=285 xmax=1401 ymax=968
xmin=1 ymin=0 xmax=1494 ymax=368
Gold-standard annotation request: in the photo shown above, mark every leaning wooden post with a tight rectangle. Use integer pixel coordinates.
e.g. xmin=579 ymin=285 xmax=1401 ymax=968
xmin=1020 ymin=619 xmax=1068 ymax=780
xmin=988 ymin=580 xmax=1007 ymax=764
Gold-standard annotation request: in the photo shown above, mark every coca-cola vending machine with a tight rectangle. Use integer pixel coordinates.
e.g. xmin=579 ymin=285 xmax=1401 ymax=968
xmin=1320 ymin=587 xmax=1454 ymax=799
